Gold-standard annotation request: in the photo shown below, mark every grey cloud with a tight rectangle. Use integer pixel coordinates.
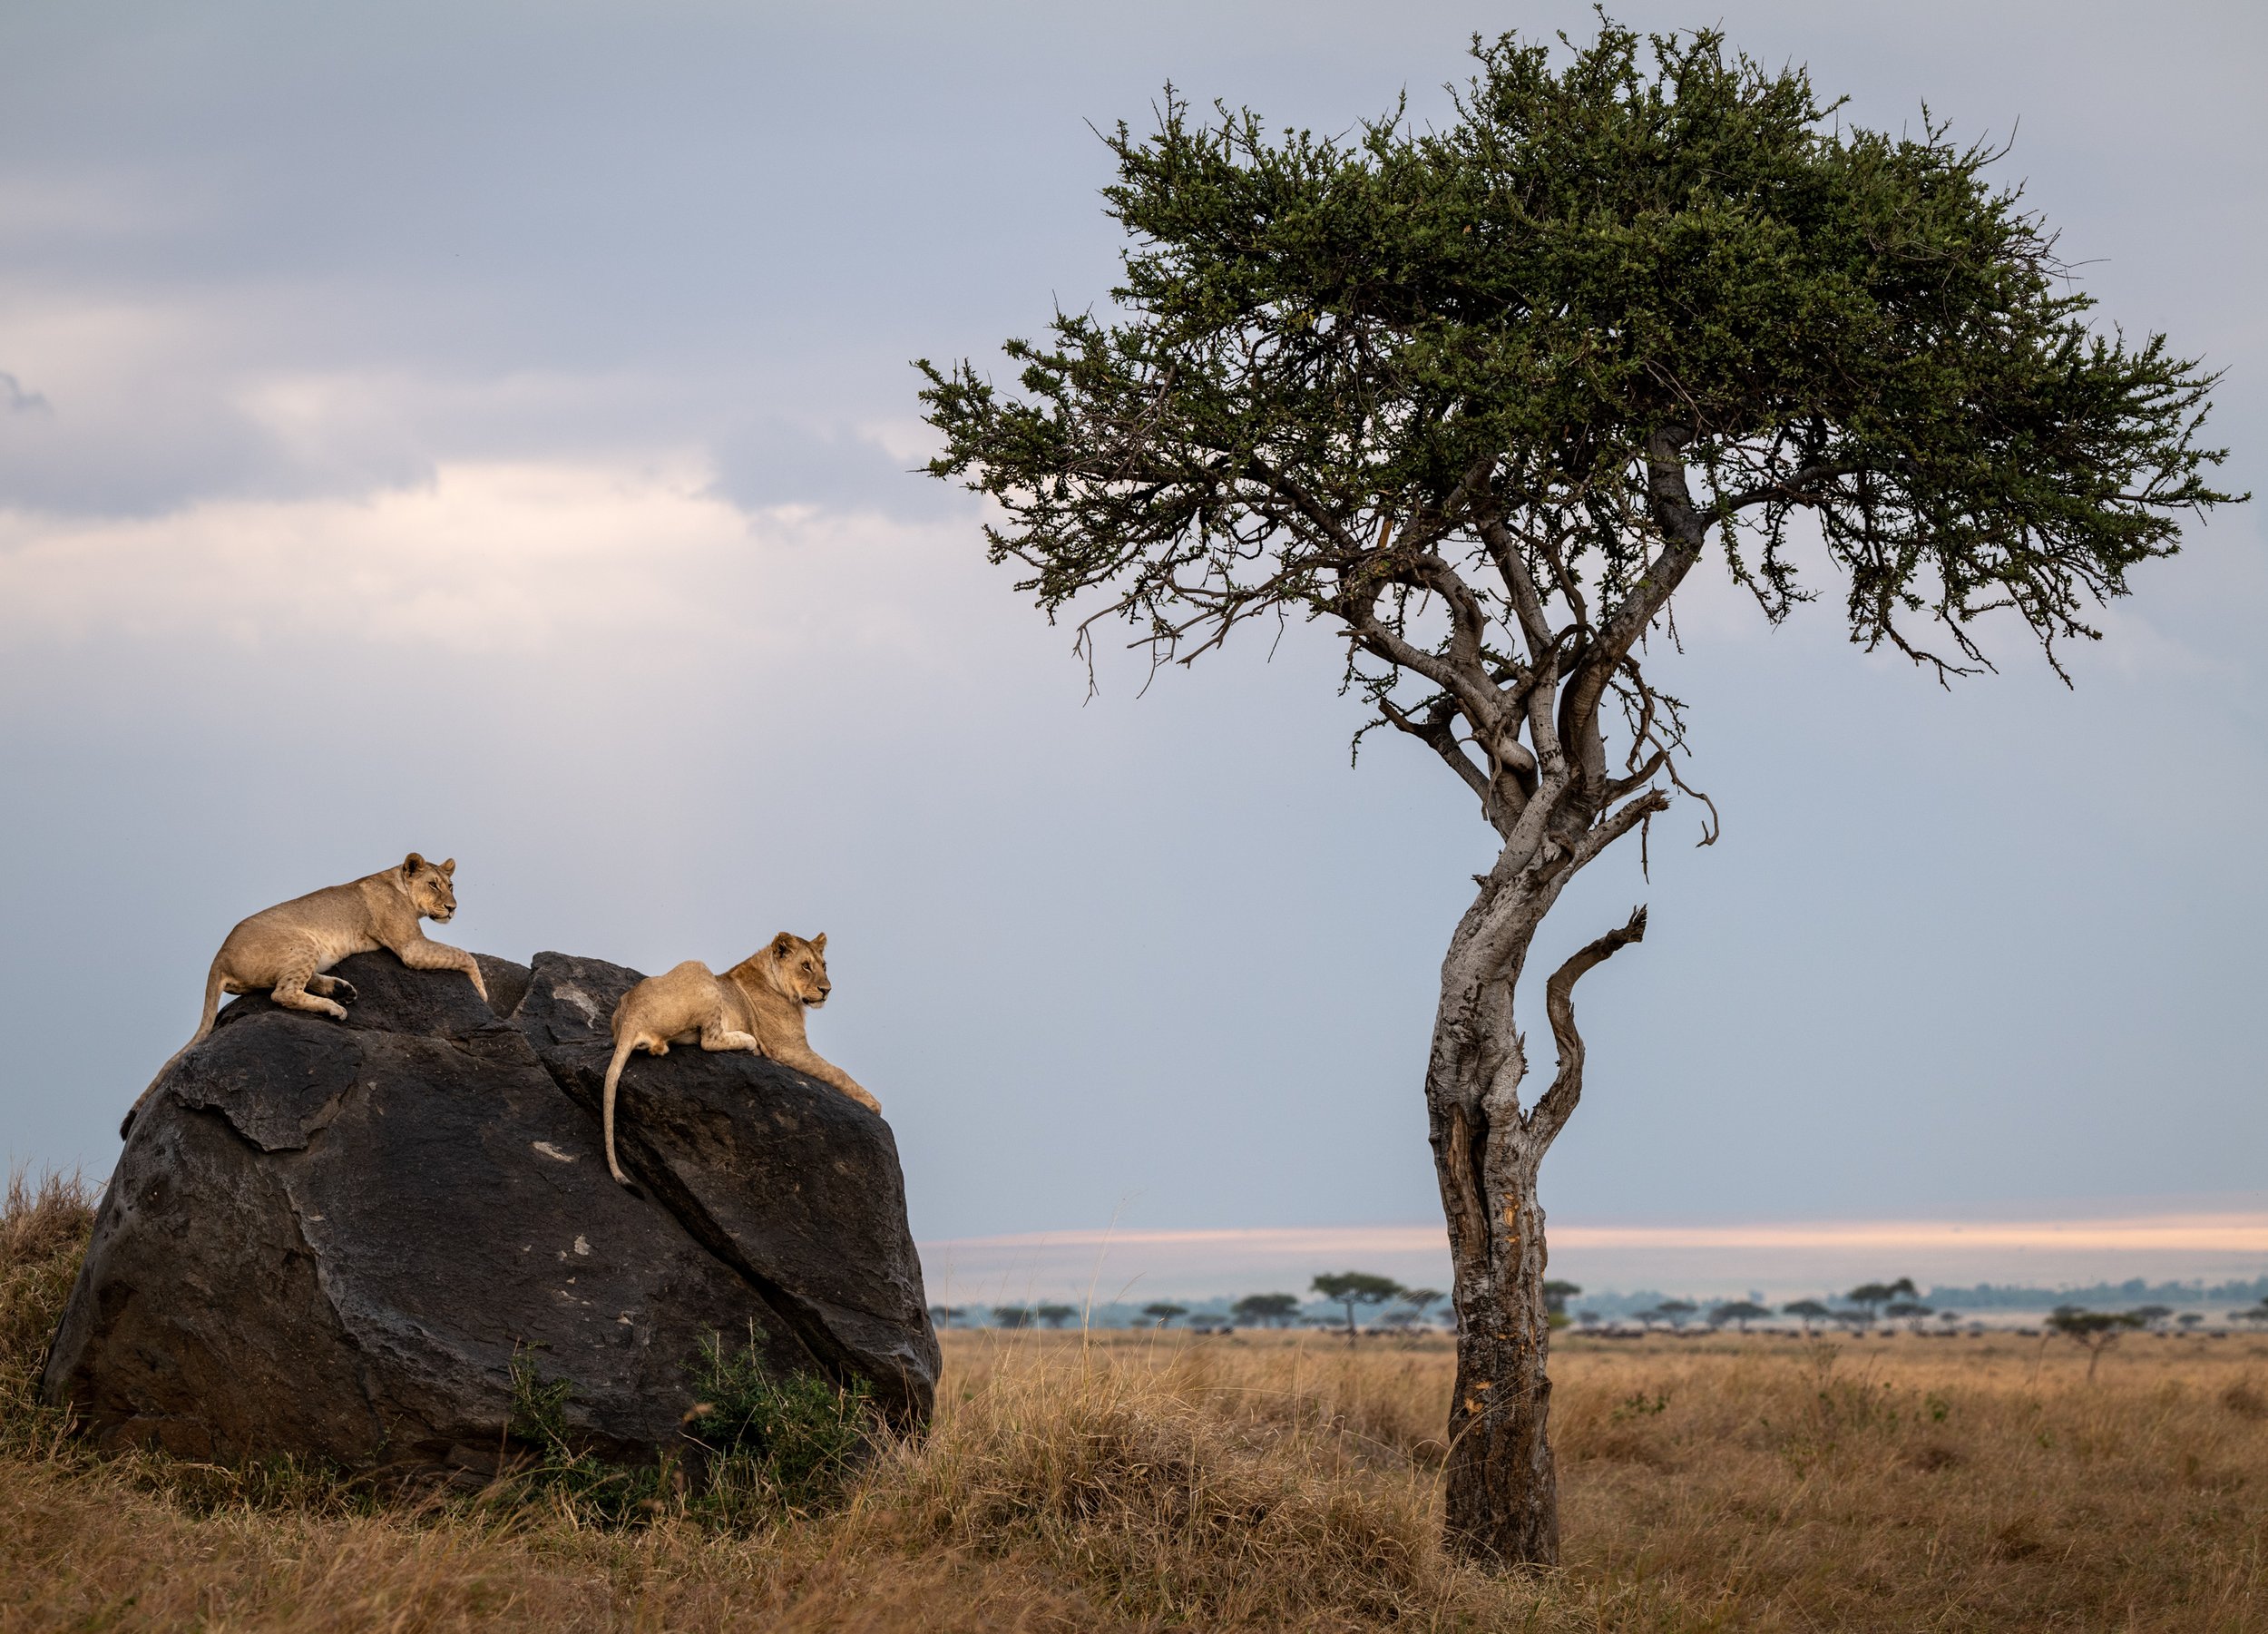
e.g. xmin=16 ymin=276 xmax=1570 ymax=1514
xmin=0 ymin=0 xmax=2263 ymax=1247
xmin=0 ymin=386 xmax=421 ymax=519
xmin=705 ymin=416 xmax=953 ymax=522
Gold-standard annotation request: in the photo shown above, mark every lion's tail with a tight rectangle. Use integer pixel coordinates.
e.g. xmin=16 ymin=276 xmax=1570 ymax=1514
xmin=122 ymin=958 xmax=225 ymax=1140
xmin=601 ymin=1032 xmax=639 ymax=1187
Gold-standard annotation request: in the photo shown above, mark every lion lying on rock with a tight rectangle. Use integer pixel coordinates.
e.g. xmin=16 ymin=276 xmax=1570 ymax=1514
xmin=122 ymin=853 xmax=484 ymax=1137
xmin=601 ymin=932 xmax=877 ymax=1186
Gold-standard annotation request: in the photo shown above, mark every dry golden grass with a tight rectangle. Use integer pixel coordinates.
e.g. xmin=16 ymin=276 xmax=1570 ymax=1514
xmin=5 ymin=1172 xmax=2265 ymax=1631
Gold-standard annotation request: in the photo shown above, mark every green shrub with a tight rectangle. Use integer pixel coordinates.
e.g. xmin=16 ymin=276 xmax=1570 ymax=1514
xmin=504 ymin=1329 xmax=878 ymax=1529
xmin=683 ymin=1326 xmax=877 ymax=1518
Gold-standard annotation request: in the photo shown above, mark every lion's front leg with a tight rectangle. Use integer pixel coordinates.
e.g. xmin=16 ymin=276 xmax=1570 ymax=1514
xmin=771 ymin=1045 xmax=882 ymax=1114
xmin=392 ymin=934 xmax=487 ymax=1000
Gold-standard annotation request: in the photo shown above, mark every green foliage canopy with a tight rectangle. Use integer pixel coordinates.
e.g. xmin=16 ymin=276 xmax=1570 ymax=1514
xmin=922 ymin=20 xmax=2235 ymax=847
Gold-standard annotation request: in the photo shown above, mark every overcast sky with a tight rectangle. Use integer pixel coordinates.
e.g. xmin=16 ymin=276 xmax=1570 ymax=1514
xmin=3 ymin=0 xmax=2262 ymax=1258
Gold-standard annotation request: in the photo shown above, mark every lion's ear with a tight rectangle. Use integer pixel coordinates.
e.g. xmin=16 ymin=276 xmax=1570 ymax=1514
xmin=439 ymin=857 xmax=456 ymax=876
xmin=404 ymin=852 xmax=426 ymax=874
xmin=773 ymin=933 xmax=795 ymax=955
xmin=812 ymin=933 xmax=826 ymax=954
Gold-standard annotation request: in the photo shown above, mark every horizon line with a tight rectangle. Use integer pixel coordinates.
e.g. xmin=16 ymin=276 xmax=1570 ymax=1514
xmin=924 ymin=1209 xmax=2268 ymax=1258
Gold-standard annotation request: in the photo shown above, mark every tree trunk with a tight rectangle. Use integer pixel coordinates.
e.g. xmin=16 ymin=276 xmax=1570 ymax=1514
xmin=1423 ymin=869 xmax=1551 ymax=1564
xmin=1439 ymin=1138 xmax=1558 ymax=1563
xmin=1426 ymin=873 xmax=1647 ymax=1567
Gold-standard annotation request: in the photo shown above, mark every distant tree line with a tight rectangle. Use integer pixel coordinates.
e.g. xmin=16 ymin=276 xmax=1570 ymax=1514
xmin=935 ymin=1284 xmax=2268 ymax=1336
xmin=1922 ymin=1276 xmax=2268 ymax=1310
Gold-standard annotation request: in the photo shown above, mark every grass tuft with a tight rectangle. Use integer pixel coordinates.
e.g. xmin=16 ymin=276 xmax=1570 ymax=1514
xmin=0 ymin=1168 xmax=94 ymax=1453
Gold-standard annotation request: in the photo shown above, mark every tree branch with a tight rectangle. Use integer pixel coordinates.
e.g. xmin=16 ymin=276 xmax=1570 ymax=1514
xmin=1341 ymin=590 xmax=1507 ymax=737
xmin=1379 ymin=693 xmax=1493 ymax=807
xmin=1717 ymin=460 xmax=1857 ymax=512
xmin=1568 ymin=787 xmax=1670 ymax=872
xmin=1474 ymin=511 xmax=1560 ymax=663
xmin=1557 ymin=431 xmax=1711 ymax=790
xmin=1526 ymin=905 xmax=1649 ymax=1152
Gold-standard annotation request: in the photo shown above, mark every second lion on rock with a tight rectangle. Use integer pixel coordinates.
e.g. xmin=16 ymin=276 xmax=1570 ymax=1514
xmin=601 ymin=932 xmax=877 ymax=1186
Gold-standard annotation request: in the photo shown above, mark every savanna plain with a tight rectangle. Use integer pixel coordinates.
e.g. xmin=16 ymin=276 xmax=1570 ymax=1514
xmin=4 ymin=1174 xmax=2263 ymax=1633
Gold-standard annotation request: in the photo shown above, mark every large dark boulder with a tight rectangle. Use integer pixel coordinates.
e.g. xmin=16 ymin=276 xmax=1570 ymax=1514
xmin=42 ymin=949 xmax=937 ymax=1479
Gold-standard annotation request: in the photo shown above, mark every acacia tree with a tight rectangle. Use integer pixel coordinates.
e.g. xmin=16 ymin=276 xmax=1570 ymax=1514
xmin=2047 ymin=1306 xmax=2145 ymax=1382
xmin=1232 ymin=1291 xmax=1303 ymax=1327
xmin=1781 ymin=1299 xmax=1832 ymax=1336
xmin=1312 ymin=1270 xmax=1405 ymax=1337
xmin=919 ymin=22 xmax=2233 ymax=1566
xmin=1848 ymin=1278 xmax=1918 ymax=1320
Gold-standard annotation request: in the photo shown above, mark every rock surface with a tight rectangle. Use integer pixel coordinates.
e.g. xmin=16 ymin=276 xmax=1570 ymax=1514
xmin=42 ymin=949 xmax=937 ymax=1476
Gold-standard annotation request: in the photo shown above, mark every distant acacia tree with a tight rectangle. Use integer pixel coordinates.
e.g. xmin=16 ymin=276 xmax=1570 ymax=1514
xmin=1781 ymin=1299 xmax=1832 ymax=1336
xmin=1141 ymin=1302 xmax=1189 ymax=1328
xmin=1401 ymin=1287 xmax=1447 ymax=1325
xmin=1884 ymin=1299 xmax=1935 ymax=1333
xmin=1708 ymin=1300 xmax=1772 ymax=1333
xmin=919 ymin=19 xmax=2234 ymax=1565
xmin=1034 ymin=1303 xmax=1080 ymax=1329
xmin=1541 ymin=1281 xmax=1582 ymax=1321
xmin=1232 ymin=1292 xmax=1303 ymax=1328
xmin=2047 ymin=1306 xmax=2145 ymax=1382
xmin=2129 ymin=1304 xmax=2173 ymax=1333
xmin=1848 ymin=1280 xmax=1919 ymax=1321
xmin=2176 ymin=1313 xmax=2204 ymax=1332
xmin=1312 ymin=1272 xmax=1405 ymax=1339
xmin=1656 ymin=1299 xmax=1699 ymax=1332
xmin=992 ymin=1305 xmax=1034 ymax=1330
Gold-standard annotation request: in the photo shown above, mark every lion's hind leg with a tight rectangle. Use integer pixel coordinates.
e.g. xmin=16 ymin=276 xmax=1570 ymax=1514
xmin=697 ymin=1021 xmax=762 ymax=1054
xmin=270 ymin=948 xmax=348 ymax=1020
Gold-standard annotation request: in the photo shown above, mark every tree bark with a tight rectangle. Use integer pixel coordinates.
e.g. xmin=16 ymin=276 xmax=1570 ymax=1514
xmin=1428 ymin=873 xmax=1647 ymax=1567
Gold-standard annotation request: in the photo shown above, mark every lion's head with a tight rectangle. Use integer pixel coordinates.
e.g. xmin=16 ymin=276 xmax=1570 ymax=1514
xmin=400 ymin=852 xmax=460 ymax=922
xmin=761 ymin=931 xmax=832 ymax=1007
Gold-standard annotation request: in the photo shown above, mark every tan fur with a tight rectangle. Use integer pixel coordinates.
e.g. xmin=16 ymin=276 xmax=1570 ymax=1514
xmin=122 ymin=854 xmax=484 ymax=1137
xmin=600 ymin=931 xmax=877 ymax=1186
